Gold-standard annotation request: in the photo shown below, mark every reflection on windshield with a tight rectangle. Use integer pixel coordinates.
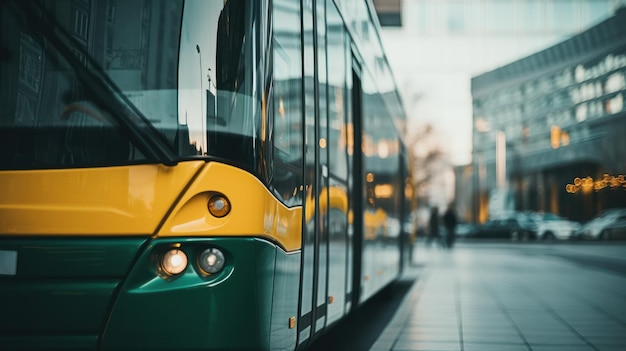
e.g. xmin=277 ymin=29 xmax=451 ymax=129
xmin=0 ymin=0 xmax=184 ymax=169
xmin=178 ymin=0 xmax=258 ymax=172
xmin=0 ymin=0 xmax=259 ymax=171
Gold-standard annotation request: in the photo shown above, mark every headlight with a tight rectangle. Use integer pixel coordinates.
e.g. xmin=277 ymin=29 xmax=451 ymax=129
xmin=208 ymin=194 xmax=231 ymax=218
xmin=161 ymin=249 xmax=188 ymax=275
xmin=198 ymin=248 xmax=225 ymax=274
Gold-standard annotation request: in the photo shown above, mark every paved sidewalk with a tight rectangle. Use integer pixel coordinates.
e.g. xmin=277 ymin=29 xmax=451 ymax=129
xmin=370 ymin=242 xmax=626 ymax=351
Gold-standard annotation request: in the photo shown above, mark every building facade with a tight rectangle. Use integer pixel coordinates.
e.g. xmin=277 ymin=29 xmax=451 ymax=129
xmin=373 ymin=0 xmax=626 ymax=223
xmin=471 ymin=7 xmax=626 ymax=222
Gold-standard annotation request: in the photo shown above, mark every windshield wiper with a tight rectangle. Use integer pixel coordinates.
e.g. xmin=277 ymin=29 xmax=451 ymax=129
xmin=13 ymin=1 xmax=178 ymax=166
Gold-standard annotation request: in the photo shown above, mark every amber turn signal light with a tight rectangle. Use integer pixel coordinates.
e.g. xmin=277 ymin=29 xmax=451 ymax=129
xmin=208 ymin=193 xmax=231 ymax=218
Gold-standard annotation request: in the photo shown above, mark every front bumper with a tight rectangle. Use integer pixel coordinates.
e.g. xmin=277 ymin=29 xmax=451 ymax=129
xmin=0 ymin=237 xmax=296 ymax=351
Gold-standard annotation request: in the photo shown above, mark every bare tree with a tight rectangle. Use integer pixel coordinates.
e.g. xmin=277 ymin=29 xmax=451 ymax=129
xmin=407 ymin=123 xmax=445 ymax=200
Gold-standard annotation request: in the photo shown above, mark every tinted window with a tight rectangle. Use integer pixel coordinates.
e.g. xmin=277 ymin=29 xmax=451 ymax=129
xmin=0 ymin=0 xmax=260 ymax=171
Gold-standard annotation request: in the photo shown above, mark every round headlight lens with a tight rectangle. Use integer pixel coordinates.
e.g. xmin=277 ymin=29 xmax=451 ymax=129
xmin=208 ymin=194 xmax=231 ymax=218
xmin=161 ymin=249 xmax=188 ymax=275
xmin=198 ymin=248 xmax=225 ymax=274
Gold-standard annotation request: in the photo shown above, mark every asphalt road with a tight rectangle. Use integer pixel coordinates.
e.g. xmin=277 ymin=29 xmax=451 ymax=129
xmin=306 ymin=239 xmax=626 ymax=350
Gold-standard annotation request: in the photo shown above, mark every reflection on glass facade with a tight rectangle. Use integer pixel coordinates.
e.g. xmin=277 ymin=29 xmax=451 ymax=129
xmin=471 ymin=8 xmax=626 ymax=222
xmin=299 ymin=0 xmax=314 ymax=341
xmin=1 ymin=0 xmax=266 ymax=173
xmin=1 ymin=0 xmax=183 ymax=169
xmin=315 ymin=0 xmax=329 ymax=332
xmin=326 ymin=0 xmax=349 ymax=326
xmin=273 ymin=0 xmax=303 ymax=205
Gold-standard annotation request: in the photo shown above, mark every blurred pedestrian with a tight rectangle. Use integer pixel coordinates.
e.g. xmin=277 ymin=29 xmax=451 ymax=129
xmin=443 ymin=202 xmax=458 ymax=249
xmin=427 ymin=207 xmax=440 ymax=248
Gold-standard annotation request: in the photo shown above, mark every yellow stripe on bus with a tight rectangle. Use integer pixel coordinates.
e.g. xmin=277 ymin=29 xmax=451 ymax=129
xmin=157 ymin=162 xmax=303 ymax=252
xmin=0 ymin=162 xmax=205 ymax=235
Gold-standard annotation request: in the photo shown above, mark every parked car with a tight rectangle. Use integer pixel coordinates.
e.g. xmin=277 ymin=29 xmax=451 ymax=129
xmin=455 ymin=223 xmax=479 ymax=238
xmin=600 ymin=213 xmax=626 ymax=240
xmin=529 ymin=212 xmax=581 ymax=240
xmin=575 ymin=208 xmax=626 ymax=240
xmin=472 ymin=214 xmax=537 ymax=240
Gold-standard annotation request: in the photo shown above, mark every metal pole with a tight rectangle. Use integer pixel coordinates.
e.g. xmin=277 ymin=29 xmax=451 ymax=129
xmin=496 ymin=130 xmax=506 ymax=189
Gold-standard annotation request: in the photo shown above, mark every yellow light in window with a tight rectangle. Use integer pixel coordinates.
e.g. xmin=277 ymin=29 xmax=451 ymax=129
xmin=550 ymin=125 xmax=561 ymax=149
xmin=375 ymin=184 xmax=393 ymax=198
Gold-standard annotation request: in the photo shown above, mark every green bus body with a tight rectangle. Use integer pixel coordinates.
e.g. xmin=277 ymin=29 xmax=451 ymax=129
xmin=1 ymin=237 xmax=300 ymax=350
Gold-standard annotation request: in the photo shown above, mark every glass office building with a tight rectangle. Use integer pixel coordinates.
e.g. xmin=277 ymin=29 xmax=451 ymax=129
xmin=374 ymin=0 xmax=626 ymax=221
xmin=471 ymin=7 xmax=626 ymax=222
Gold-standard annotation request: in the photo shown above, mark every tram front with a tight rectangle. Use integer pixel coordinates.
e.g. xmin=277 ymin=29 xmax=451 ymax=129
xmin=0 ymin=1 xmax=301 ymax=350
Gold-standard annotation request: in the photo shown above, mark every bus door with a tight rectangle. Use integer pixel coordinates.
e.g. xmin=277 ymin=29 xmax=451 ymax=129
xmin=325 ymin=1 xmax=350 ymax=326
xmin=298 ymin=0 xmax=341 ymax=346
xmin=349 ymin=57 xmax=364 ymax=311
xmin=298 ymin=0 xmax=328 ymax=346
xmin=313 ymin=0 xmax=329 ymax=339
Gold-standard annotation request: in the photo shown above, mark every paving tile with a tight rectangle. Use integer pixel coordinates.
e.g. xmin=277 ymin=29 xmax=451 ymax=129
xmin=462 ymin=342 xmax=529 ymax=351
xmin=462 ymin=327 xmax=520 ymax=335
xmin=530 ymin=346 xmax=595 ymax=351
xmin=396 ymin=331 xmax=460 ymax=343
xmin=461 ymin=320 xmax=515 ymax=329
xmin=597 ymin=346 xmax=626 ymax=351
xmin=462 ymin=313 xmax=510 ymax=322
xmin=401 ymin=326 xmax=461 ymax=335
xmin=586 ymin=337 xmax=626 ymax=351
xmin=524 ymin=334 xmax=587 ymax=345
xmin=586 ymin=336 xmax=626 ymax=346
xmin=392 ymin=340 xmax=460 ymax=351
xmin=573 ymin=325 xmax=626 ymax=337
xmin=515 ymin=324 xmax=570 ymax=333
xmin=405 ymin=322 xmax=458 ymax=329
xmin=462 ymin=332 xmax=524 ymax=343
xmin=461 ymin=325 xmax=520 ymax=333
xmin=568 ymin=320 xmax=620 ymax=330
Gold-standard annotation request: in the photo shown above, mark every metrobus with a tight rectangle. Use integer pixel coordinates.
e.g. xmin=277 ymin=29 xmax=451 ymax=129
xmin=0 ymin=0 xmax=411 ymax=350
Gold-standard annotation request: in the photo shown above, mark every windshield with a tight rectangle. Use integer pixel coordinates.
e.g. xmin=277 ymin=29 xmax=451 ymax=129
xmin=0 ymin=0 xmax=256 ymax=170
